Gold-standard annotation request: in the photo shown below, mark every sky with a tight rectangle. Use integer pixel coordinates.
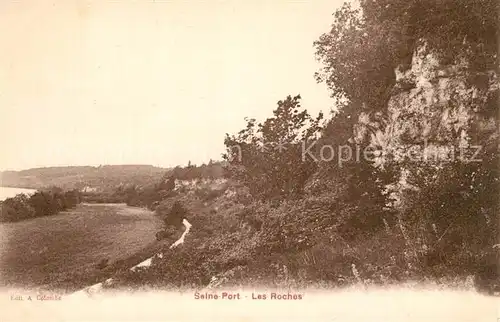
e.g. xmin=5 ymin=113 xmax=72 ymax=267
xmin=0 ymin=0 xmax=344 ymax=171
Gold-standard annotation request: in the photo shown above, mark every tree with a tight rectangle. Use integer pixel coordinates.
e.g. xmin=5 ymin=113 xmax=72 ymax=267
xmin=223 ymin=94 xmax=323 ymax=200
xmin=314 ymin=2 xmax=398 ymax=112
xmin=314 ymin=0 xmax=499 ymax=114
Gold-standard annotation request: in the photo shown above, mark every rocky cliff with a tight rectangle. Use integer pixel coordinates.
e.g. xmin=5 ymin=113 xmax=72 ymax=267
xmin=353 ymin=41 xmax=499 ymax=206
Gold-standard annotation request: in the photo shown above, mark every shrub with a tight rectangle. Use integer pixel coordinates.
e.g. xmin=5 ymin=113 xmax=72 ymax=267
xmin=0 ymin=194 xmax=35 ymax=222
xmin=194 ymin=186 xmax=226 ymax=202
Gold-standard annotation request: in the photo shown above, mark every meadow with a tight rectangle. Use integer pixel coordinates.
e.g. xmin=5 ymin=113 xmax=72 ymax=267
xmin=0 ymin=203 xmax=165 ymax=292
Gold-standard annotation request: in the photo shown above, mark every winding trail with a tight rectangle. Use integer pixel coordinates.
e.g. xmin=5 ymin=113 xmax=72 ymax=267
xmin=67 ymin=219 xmax=192 ymax=298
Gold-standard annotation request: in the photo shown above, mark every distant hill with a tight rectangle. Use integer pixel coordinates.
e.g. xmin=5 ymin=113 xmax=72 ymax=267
xmin=0 ymin=165 xmax=169 ymax=192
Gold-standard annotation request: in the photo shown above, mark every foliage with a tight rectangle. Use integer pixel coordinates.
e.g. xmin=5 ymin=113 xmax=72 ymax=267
xmin=0 ymin=187 xmax=82 ymax=222
xmin=169 ymin=161 xmax=226 ymax=181
xmin=0 ymin=193 xmax=35 ymax=222
xmin=223 ymin=95 xmax=324 ymax=200
xmin=105 ymin=162 xmax=226 ymax=209
xmin=398 ymin=150 xmax=499 ymax=276
xmin=314 ymin=0 xmax=499 ymax=111
xmin=80 ymin=192 xmax=127 ymax=204
xmin=313 ymin=0 xmax=498 ymax=283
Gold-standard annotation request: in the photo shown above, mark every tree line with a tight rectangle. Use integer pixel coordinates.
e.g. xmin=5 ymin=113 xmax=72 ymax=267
xmin=0 ymin=187 xmax=82 ymax=222
xmin=80 ymin=161 xmax=226 ymax=209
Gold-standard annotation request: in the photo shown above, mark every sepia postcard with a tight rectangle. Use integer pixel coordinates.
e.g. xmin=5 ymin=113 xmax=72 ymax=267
xmin=0 ymin=0 xmax=499 ymax=321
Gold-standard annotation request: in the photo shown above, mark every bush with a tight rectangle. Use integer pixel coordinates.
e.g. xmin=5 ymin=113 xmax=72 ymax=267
xmin=81 ymin=193 xmax=126 ymax=204
xmin=194 ymin=186 xmax=226 ymax=202
xmin=395 ymin=158 xmax=498 ymax=278
xmin=0 ymin=194 xmax=35 ymax=222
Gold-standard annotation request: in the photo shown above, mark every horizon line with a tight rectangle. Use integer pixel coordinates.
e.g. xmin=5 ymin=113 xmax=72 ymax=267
xmin=0 ymin=160 xmax=227 ymax=173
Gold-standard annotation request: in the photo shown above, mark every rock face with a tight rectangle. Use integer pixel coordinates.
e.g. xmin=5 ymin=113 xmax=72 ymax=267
xmin=353 ymin=41 xmax=498 ymax=206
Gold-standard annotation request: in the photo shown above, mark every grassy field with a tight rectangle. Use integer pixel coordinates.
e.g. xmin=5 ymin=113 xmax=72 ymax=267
xmin=0 ymin=203 xmax=166 ymax=292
